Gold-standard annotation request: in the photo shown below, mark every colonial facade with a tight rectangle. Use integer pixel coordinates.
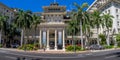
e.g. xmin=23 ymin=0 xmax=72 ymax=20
xmin=26 ymin=2 xmax=86 ymax=51
xmin=39 ymin=3 xmax=70 ymax=50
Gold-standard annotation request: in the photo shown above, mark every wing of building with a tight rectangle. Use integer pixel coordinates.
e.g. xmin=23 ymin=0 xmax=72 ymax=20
xmin=0 ymin=2 xmax=15 ymax=44
xmin=0 ymin=2 xmax=15 ymax=24
xmin=87 ymin=0 xmax=120 ymax=37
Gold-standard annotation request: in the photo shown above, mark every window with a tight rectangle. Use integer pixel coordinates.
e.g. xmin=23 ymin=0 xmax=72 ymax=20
xmin=105 ymin=11 xmax=107 ymax=13
xmin=117 ymin=15 xmax=119 ymax=19
xmin=117 ymin=21 xmax=119 ymax=26
xmin=116 ymin=9 xmax=118 ymax=13
xmin=108 ymin=10 xmax=110 ymax=14
xmin=6 ymin=10 xmax=9 ymax=12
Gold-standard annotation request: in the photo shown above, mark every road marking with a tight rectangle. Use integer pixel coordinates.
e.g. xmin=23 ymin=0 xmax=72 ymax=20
xmin=5 ymin=56 xmax=16 ymax=59
xmin=105 ymin=55 xmax=117 ymax=59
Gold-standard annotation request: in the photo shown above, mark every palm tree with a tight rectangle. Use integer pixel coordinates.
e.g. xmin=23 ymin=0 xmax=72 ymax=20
xmin=73 ymin=3 xmax=89 ymax=49
xmin=67 ymin=19 xmax=79 ymax=52
xmin=102 ymin=13 xmax=113 ymax=46
xmin=91 ymin=10 xmax=103 ymax=45
xmin=31 ymin=14 xmax=41 ymax=45
xmin=0 ymin=14 xmax=8 ymax=44
xmin=14 ymin=10 xmax=33 ymax=46
xmin=4 ymin=23 xmax=20 ymax=47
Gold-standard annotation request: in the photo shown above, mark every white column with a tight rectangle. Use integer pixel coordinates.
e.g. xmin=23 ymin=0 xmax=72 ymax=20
xmin=55 ymin=30 xmax=57 ymax=50
xmin=39 ymin=30 xmax=42 ymax=48
xmin=62 ymin=30 xmax=65 ymax=51
xmin=46 ymin=30 xmax=50 ymax=50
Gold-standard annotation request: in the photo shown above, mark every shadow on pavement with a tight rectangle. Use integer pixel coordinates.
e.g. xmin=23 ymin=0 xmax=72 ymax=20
xmin=106 ymin=52 xmax=120 ymax=57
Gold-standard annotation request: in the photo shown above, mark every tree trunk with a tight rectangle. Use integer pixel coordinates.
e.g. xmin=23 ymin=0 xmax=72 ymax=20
xmin=97 ymin=28 xmax=100 ymax=45
xmin=80 ymin=21 xmax=84 ymax=50
xmin=72 ymin=34 xmax=74 ymax=46
xmin=85 ymin=28 xmax=88 ymax=46
xmin=20 ymin=29 xmax=24 ymax=46
xmin=34 ymin=28 xmax=37 ymax=45
xmin=106 ymin=29 xmax=110 ymax=46
xmin=0 ymin=30 xmax=2 ymax=44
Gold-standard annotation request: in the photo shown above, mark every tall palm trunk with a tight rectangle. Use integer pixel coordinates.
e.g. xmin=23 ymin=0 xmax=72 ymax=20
xmin=97 ymin=28 xmax=100 ymax=45
xmin=80 ymin=21 xmax=84 ymax=50
xmin=34 ymin=28 xmax=37 ymax=45
xmin=106 ymin=29 xmax=110 ymax=46
xmin=20 ymin=29 xmax=24 ymax=46
xmin=85 ymin=28 xmax=88 ymax=46
xmin=72 ymin=34 xmax=74 ymax=46
xmin=0 ymin=30 xmax=2 ymax=44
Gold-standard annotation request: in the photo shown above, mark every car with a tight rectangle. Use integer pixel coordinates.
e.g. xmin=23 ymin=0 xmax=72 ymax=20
xmin=89 ymin=44 xmax=104 ymax=50
xmin=11 ymin=43 xmax=19 ymax=48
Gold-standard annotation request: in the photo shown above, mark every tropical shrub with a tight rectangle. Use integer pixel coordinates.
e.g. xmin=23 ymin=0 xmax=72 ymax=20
xmin=66 ymin=45 xmax=81 ymax=51
xmin=104 ymin=45 xmax=114 ymax=49
xmin=99 ymin=34 xmax=106 ymax=45
xmin=116 ymin=34 xmax=120 ymax=47
xmin=0 ymin=44 xmax=2 ymax=48
xmin=18 ymin=44 xmax=38 ymax=51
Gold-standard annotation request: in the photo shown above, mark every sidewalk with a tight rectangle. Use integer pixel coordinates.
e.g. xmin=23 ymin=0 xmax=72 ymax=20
xmin=0 ymin=48 xmax=120 ymax=54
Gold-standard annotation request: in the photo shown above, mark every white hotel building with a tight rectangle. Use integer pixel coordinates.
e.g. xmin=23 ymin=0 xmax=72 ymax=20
xmin=0 ymin=2 xmax=15 ymax=44
xmin=0 ymin=0 xmax=120 ymax=50
xmin=87 ymin=0 xmax=120 ymax=36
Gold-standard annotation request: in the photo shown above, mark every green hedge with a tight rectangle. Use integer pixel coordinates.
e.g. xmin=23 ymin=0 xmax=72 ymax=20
xmin=0 ymin=44 xmax=2 ymax=48
xmin=18 ymin=44 xmax=39 ymax=51
xmin=104 ymin=45 xmax=114 ymax=49
xmin=66 ymin=45 xmax=81 ymax=51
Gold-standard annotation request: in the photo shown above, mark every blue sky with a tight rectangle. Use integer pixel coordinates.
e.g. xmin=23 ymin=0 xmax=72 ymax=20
xmin=0 ymin=0 xmax=94 ymax=12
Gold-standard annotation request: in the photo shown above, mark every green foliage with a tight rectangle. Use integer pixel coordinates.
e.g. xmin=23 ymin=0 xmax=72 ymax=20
xmin=99 ymin=34 xmax=106 ymax=45
xmin=115 ymin=34 xmax=120 ymax=47
xmin=104 ymin=45 xmax=114 ymax=49
xmin=0 ymin=44 xmax=2 ymax=48
xmin=66 ymin=45 xmax=81 ymax=51
xmin=18 ymin=44 xmax=39 ymax=51
xmin=116 ymin=34 xmax=120 ymax=42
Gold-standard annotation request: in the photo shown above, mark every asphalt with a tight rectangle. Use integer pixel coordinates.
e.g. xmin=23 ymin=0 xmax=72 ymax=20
xmin=0 ymin=48 xmax=120 ymax=60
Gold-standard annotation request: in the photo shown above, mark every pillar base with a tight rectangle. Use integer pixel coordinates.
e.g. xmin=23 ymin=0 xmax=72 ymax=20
xmin=46 ymin=47 xmax=50 ymax=50
xmin=62 ymin=47 xmax=65 ymax=51
xmin=54 ymin=47 xmax=57 ymax=50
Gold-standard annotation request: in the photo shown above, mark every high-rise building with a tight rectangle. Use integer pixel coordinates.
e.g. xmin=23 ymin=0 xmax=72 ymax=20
xmin=0 ymin=2 xmax=15 ymax=24
xmin=87 ymin=0 xmax=120 ymax=36
xmin=0 ymin=2 xmax=15 ymax=44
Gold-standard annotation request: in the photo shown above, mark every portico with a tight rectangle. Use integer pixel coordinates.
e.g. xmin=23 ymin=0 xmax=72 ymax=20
xmin=39 ymin=23 xmax=66 ymax=51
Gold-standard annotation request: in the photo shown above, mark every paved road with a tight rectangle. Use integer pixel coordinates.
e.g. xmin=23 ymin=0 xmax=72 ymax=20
xmin=0 ymin=49 xmax=120 ymax=60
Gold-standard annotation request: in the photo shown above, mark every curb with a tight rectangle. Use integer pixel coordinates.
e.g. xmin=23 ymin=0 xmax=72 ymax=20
xmin=0 ymin=48 xmax=120 ymax=54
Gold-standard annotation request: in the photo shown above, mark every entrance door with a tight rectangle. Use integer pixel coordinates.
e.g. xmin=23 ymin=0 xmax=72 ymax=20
xmin=49 ymin=40 xmax=55 ymax=49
